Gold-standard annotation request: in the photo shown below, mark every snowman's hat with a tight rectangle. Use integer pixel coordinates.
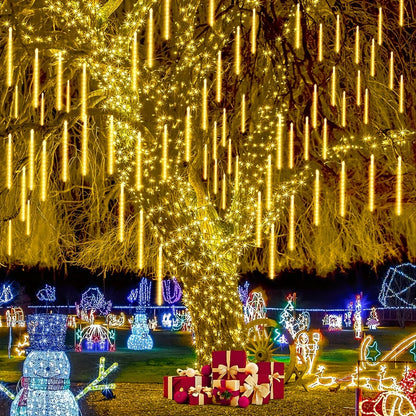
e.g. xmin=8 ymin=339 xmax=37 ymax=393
xmin=27 ymin=314 xmax=67 ymax=351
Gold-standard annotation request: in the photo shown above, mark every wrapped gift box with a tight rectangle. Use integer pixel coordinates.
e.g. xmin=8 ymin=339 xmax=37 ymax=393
xmin=212 ymin=350 xmax=246 ymax=382
xmin=188 ymin=387 xmax=213 ymax=405
xmin=212 ymin=379 xmax=240 ymax=406
xmin=240 ymin=374 xmax=270 ymax=405
xmin=163 ymin=375 xmax=211 ymax=399
xmin=256 ymin=361 xmax=284 ymax=399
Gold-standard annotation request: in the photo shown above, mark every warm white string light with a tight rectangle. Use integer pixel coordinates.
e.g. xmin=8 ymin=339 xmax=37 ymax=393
xmin=342 ymin=91 xmax=346 ymax=127
xmin=14 ymin=85 xmax=18 ymax=119
xmin=340 ymin=161 xmax=346 ymax=217
xmin=314 ymin=170 xmax=320 ymax=226
xmin=20 ymin=166 xmax=26 ymax=222
xmin=119 ymin=182 xmax=125 ymax=242
xmin=331 ymin=66 xmax=336 ymax=106
xmin=235 ymin=155 xmax=239 ymax=191
xmin=147 ymin=9 xmax=154 ymax=68
xmin=7 ymin=134 xmax=12 ymax=190
xmin=7 ymin=27 xmax=13 ymax=88
xmin=213 ymin=159 xmax=218 ymax=195
xmin=40 ymin=139 xmax=47 ymax=202
xmin=62 ymin=120 xmax=69 ymax=182
xmin=396 ymin=156 xmax=402 ymax=216
xmin=40 ymin=92 xmax=45 ymax=126
xmin=399 ymin=0 xmax=404 ymax=27
xmin=289 ymin=195 xmax=295 ymax=251
xmin=369 ymin=154 xmax=375 ymax=212
xmin=7 ymin=220 xmax=12 ymax=257
xmin=26 ymin=200 xmax=31 ymax=236
xmin=356 ymin=70 xmax=361 ymax=106
xmin=256 ymin=191 xmax=262 ymax=247
xmin=203 ymin=144 xmax=208 ymax=180
xmin=138 ymin=209 xmax=145 ymax=269
xmin=81 ymin=62 xmax=87 ymax=118
xmin=212 ymin=121 xmax=218 ymax=160
xmin=276 ymin=113 xmax=283 ymax=170
xmin=66 ymin=80 xmax=70 ymax=113
xmin=221 ymin=174 xmax=226 ymax=210
xmin=56 ymin=51 xmax=63 ymax=111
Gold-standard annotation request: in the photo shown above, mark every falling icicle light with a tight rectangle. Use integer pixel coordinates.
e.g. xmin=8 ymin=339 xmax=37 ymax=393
xmin=295 ymin=4 xmax=301 ymax=49
xmin=370 ymin=39 xmax=376 ymax=77
xmin=364 ymin=89 xmax=369 ymax=125
xmin=312 ymin=84 xmax=318 ymax=129
xmin=304 ymin=116 xmax=309 ymax=160
xmin=136 ymin=132 xmax=142 ymax=191
xmin=221 ymin=174 xmax=226 ymax=210
xmin=235 ymin=155 xmax=239 ymax=191
xmin=235 ymin=26 xmax=241 ymax=76
xmin=157 ymin=244 xmax=163 ymax=306
xmin=40 ymin=139 xmax=47 ymax=202
xmin=14 ymin=85 xmax=18 ymax=119
xmin=378 ymin=8 xmax=383 ymax=45
xmin=318 ymin=24 xmax=323 ymax=62
xmin=331 ymin=66 xmax=336 ymax=106
xmin=322 ymin=118 xmax=328 ymax=160
xmin=216 ymin=51 xmax=222 ymax=103
xmin=162 ymin=124 xmax=168 ymax=181
xmin=227 ymin=139 xmax=232 ymax=174
xmin=119 ymin=183 xmax=125 ymax=243
xmin=213 ymin=160 xmax=218 ymax=194
xmin=164 ymin=0 xmax=170 ymax=40
xmin=266 ymin=155 xmax=272 ymax=210
xmin=208 ymin=0 xmax=215 ymax=27
xmin=276 ymin=113 xmax=283 ymax=170
xmin=7 ymin=27 xmax=13 ymax=88
xmin=340 ymin=161 xmax=346 ymax=217
xmin=269 ymin=223 xmax=275 ymax=279
xmin=289 ymin=122 xmax=294 ymax=169
xmin=81 ymin=63 xmax=87 ymax=118
xmin=26 ymin=200 xmax=31 ymax=236
xmin=203 ymin=144 xmax=208 ymax=180
xmin=222 ymin=108 xmax=227 ymax=146
xmin=40 ymin=93 xmax=45 ymax=126
xmin=335 ymin=15 xmax=340 ymax=53
xmin=314 ymin=170 xmax=320 ymax=226
xmin=7 ymin=134 xmax=12 ymax=190
xmin=342 ymin=91 xmax=346 ymax=127
xmin=138 ymin=209 xmax=145 ymax=269
xmin=256 ymin=191 xmax=262 ymax=247
xmin=33 ymin=48 xmax=39 ymax=108
xmin=56 ymin=51 xmax=63 ymax=111
xmin=399 ymin=0 xmax=404 ymax=27
xmin=251 ymin=9 xmax=257 ymax=55
xmin=108 ymin=116 xmax=114 ymax=175
xmin=396 ymin=156 xmax=402 ymax=216
xmin=131 ymin=32 xmax=138 ymax=91
xmin=399 ymin=75 xmax=404 ymax=113
xmin=389 ymin=51 xmax=394 ymax=90
xmin=20 ymin=167 xmax=26 ymax=222
xmin=66 ymin=80 xmax=70 ymax=113
xmin=147 ymin=9 xmax=154 ymax=68
xmin=355 ymin=26 xmax=360 ymax=65
xmin=369 ymin=155 xmax=375 ymax=212
xmin=202 ymin=79 xmax=208 ymax=131
xmin=81 ymin=116 xmax=88 ymax=176
xmin=289 ymin=195 xmax=295 ymax=251
xmin=185 ymin=106 xmax=191 ymax=162
xmin=7 ymin=220 xmax=12 ymax=257
xmin=356 ymin=70 xmax=361 ymax=106
xmin=241 ymin=94 xmax=246 ymax=133
xmin=62 ymin=120 xmax=69 ymax=182
xmin=212 ymin=121 xmax=218 ymax=160
xmin=29 ymin=130 xmax=34 ymax=191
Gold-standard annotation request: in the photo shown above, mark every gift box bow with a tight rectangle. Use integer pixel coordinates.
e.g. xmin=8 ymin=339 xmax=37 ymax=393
xmin=189 ymin=386 xmax=212 ymax=398
xmin=217 ymin=364 xmax=239 ymax=380
xmin=213 ymin=380 xmax=240 ymax=401
xmin=176 ymin=368 xmax=201 ymax=377
xmin=270 ymin=371 xmax=284 ymax=383
xmin=243 ymin=375 xmax=270 ymax=405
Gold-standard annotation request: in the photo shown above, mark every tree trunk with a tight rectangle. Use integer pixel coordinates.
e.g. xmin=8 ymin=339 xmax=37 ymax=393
xmin=183 ymin=276 xmax=247 ymax=366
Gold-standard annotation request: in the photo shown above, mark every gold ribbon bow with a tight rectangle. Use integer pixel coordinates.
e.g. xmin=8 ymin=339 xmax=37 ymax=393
xmin=243 ymin=375 xmax=270 ymax=405
xmin=270 ymin=371 xmax=284 ymax=383
xmin=176 ymin=368 xmax=200 ymax=377
xmin=218 ymin=364 xmax=239 ymax=380
xmin=189 ymin=386 xmax=212 ymax=398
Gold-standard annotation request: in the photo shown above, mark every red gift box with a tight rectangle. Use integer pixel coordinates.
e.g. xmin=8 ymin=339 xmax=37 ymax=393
xmin=256 ymin=362 xmax=284 ymax=399
xmin=212 ymin=350 xmax=246 ymax=382
xmin=188 ymin=386 xmax=213 ymax=405
xmin=212 ymin=379 xmax=240 ymax=406
xmin=163 ymin=375 xmax=211 ymax=399
xmin=241 ymin=374 xmax=270 ymax=405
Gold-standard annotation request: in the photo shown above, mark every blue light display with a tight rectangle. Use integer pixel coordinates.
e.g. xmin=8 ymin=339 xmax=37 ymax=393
xmin=127 ymin=313 xmax=153 ymax=350
xmin=36 ymin=284 xmax=56 ymax=303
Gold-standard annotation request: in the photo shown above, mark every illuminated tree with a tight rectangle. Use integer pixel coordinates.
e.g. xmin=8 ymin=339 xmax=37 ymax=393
xmin=0 ymin=0 xmax=415 ymax=364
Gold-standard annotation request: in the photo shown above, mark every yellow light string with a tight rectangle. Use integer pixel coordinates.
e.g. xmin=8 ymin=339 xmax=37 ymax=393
xmin=81 ymin=115 xmax=88 ymax=176
xmin=20 ymin=166 xmax=26 ymax=222
xmin=40 ymin=93 xmax=45 ymax=126
xmin=136 ymin=132 xmax=143 ymax=191
xmin=208 ymin=0 xmax=215 ymax=27
xmin=399 ymin=0 xmax=404 ymax=27
xmin=342 ymin=91 xmax=346 ymax=127
xmin=202 ymin=79 xmax=208 ymax=131
xmin=119 ymin=183 xmax=125 ymax=243
xmin=156 ymin=244 xmax=163 ymax=306
xmin=389 ymin=51 xmax=394 ymax=90
xmin=108 ymin=116 xmax=114 ymax=175
xmin=304 ymin=116 xmax=309 ymax=161
xmin=288 ymin=195 xmax=295 ymax=251
xmin=340 ymin=161 xmax=346 ymax=217
xmin=227 ymin=138 xmax=232 ymax=174
xmin=162 ymin=124 xmax=168 ymax=181
xmin=62 ymin=120 xmax=69 ymax=182
xmin=29 ymin=130 xmax=34 ymax=191
xmin=312 ymin=84 xmax=318 ymax=128
xmin=131 ymin=32 xmax=138 ymax=91
xmin=14 ymin=85 xmax=18 ymax=119
xmin=318 ymin=24 xmax=323 ymax=62
xmin=314 ymin=169 xmax=320 ymax=226
xmin=7 ymin=220 xmax=12 ymax=257
xmin=276 ymin=113 xmax=283 ymax=170
xmin=185 ymin=106 xmax=191 ymax=162
xmin=269 ymin=223 xmax=275 ymax=279
xmin=289 ymin=122 xmax=294 ymax=169
xmin=331 ymin=66 xmax=336 ymax=106
xmin=216 ymin=51 xmax=222 ymax=103
xmin=138 ymin=209 xmax=145 ymax=269
xmin=241 ymin=94 xmax=246 ymax=133
xmin=212 ymin=121 xmax=218 ymax=160
xmin=56 ymin=51 xmax=63 ymax=111
xmin=235 ymin=155 xmax=239 ymax=191
xmin=33 ymin=48 xmax=39 ymax=108
xmin=396 ymin=156 xmax=402 ymax=216
xmin=221 ymin=174 xmax=226 ymax=210
xmin=81 ymin=63 xmax=87 ymax=119
xmin=251 ymin=9 xmax=257 ymax=55
xmin=40 ymin=139 xmax=47 ymax=202
xmin=399 ymin=75 xmax=404 ymax=113
xmin=164 ymin=0 xmax=170 ymax=40
xmin=356 ymin=70 xmax=361 ymax=106
xmin=203 ymin=144 xmax=208 ymax=180
xmin=295 ymin=4 xmax=301 ymax=49
xmin=322 ymin=118 xmax=328 ymax=160
xmin=222 ymin=108 xmax=227 ymax=146
xmin=355 ymin=26 xmax=360 ymax=65
xmin=7 ymin=134 xmax=12 ymax=190
xmin=364 ymin=88 xmax=369 ymax=125
xmin=26 ymin=200 xmax=30 ymax=236
xmin=266 ymin=154 xmax=272 ymax=211
xmin=256 ymin=191 xmax=262 ymax=247
xmin=66 ymin=80 xmax=71 ymax=113
xmin=378 ymin=8 xmax=383 ymax=45
xmin=370 ymin=39 xmax=375 ymax=77
xmin=213 ymin=159 xmax=218 ymax=194
xmin=147 ymin=9 xmax=154 ymax=68
xmin=369 ymin=154 xmax=375 ymax=212
xmin=7 ymin=27 xmax=13 ymax=88
xmin=335 ymin=15 xmax=340 ymax=53
xmin=235 ymin=26 xmax=241 ymax=76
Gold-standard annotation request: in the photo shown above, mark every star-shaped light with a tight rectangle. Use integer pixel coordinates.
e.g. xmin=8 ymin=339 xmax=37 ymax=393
xmin=366 ymin=340 xmax=381 ymax=362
